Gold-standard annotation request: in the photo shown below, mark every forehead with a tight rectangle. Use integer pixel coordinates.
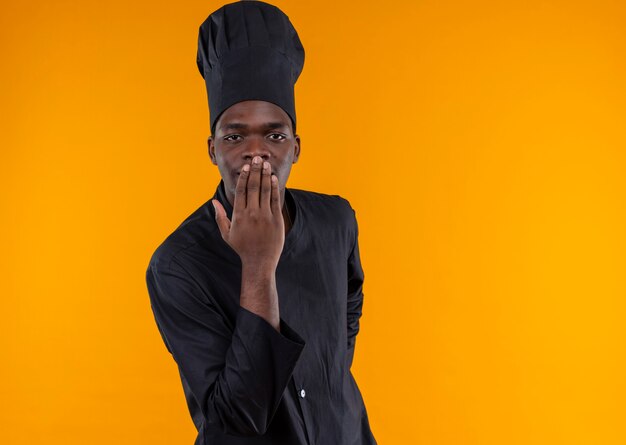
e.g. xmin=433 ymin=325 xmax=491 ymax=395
xmin=217 ymin=100 xmax=291 ymax=129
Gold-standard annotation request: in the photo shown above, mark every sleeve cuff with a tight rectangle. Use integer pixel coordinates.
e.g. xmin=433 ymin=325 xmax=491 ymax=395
xmin=236 ymin=305 xmax=306 ymax=350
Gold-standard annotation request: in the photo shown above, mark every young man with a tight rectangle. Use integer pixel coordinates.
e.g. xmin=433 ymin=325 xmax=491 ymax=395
xmin=146 ymin=1 xmax=377 ymax=443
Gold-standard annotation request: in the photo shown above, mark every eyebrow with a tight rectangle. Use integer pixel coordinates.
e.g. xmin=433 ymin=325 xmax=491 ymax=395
xmin=221 ymin=122 xmax=288 ymax=131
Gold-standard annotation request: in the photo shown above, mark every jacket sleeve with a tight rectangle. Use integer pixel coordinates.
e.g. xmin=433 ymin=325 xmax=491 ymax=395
xmin=146 ymin=258 xmax=306 ymax=437
xmin=346 ymin=207 xmax=365 ymax=369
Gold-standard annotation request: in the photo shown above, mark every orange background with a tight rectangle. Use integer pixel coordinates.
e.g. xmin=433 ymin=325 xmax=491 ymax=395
xmin=2 ymin=0 xmax=626 ymax=443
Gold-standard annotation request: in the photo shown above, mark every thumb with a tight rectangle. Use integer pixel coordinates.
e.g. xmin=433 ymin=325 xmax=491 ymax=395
xmin=212 ymin=199 xmax=231 ymax=239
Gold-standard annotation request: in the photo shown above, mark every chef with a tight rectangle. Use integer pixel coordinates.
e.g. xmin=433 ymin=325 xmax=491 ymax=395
xmin=146 ymin=1 xmax=378 ymax=443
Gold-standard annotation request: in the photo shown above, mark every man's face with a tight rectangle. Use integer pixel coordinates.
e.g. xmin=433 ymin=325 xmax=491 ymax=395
xmin=208 ymin=100 xmax=301 ymax=208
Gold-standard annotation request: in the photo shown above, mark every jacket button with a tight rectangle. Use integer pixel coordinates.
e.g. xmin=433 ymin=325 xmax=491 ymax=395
xmin=300 ymin=389 xmax=306 ymax=398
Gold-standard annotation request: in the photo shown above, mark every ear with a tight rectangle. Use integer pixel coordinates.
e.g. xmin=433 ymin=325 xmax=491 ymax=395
xmin=208 ymin=136 xmax=217 ymax=165
xmin=293 ymin=134 xmax=301 ymax=164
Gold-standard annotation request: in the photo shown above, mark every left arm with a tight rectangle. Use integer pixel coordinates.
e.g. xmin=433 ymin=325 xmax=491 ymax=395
xmin=346 ymin=207 xmax=365 ymax=369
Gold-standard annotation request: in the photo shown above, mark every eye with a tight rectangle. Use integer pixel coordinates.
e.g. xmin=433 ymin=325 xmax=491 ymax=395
xmin=268 ymin=133 xmax=286 ymax=141
xmin=223 ymin=134 xmax=242 ymax=142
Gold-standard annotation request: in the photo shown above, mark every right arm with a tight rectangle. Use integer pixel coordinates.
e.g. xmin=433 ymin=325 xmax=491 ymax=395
xmin=213 ymin=156 xmax=285 ymax=332
xmin=146 ymin=259 xmax=305 ymax=436
xmin=147 ymin=157 xmax=304 ymax=436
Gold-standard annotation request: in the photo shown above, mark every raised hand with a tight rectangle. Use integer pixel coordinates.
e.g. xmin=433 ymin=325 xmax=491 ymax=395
xmin=212 ymin=155 xmax=285 ymax=270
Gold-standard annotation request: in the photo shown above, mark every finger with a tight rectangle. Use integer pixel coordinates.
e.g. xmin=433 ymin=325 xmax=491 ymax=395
xmin=234 ymin=163 xmax=250 ymax=211
xmin=270 ymin=173 xmax=281 ymax=216
xmin=212 ymin=199 xmax=231 ymax=238
xmin=260 ymin=161 xmax=272 ymax=212
xmin=247 ymin=155 xmax=262 ymax=209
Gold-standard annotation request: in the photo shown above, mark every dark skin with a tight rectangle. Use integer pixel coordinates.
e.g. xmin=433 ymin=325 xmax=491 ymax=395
xmin=209 ymin=100 xmax=301 ymax=332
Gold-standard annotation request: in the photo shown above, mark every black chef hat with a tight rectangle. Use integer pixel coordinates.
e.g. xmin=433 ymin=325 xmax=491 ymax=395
xmin=196 ymin=0 xmax=305 ymax=134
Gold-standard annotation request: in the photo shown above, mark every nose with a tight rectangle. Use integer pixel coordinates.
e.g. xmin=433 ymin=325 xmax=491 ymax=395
xmin=243 ymin=136 xmax=270 ymax=162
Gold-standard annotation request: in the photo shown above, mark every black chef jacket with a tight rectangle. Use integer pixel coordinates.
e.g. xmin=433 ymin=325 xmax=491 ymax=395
xmin=146 ymin=179 xmax=377 ymax=445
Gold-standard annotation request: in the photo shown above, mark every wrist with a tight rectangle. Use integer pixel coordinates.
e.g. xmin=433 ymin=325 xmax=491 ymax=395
xmin=241 ymin=260 xmax=277 ymax=277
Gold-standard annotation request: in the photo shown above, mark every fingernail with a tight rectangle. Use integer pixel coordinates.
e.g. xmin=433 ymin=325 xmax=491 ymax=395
xmin=253 ymin=156 xmax=261 ymax=164
xmin=263 ymin=161 xmax=269 ymax=169
xmin=243 ymin=164 xmax=250 ymax=171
